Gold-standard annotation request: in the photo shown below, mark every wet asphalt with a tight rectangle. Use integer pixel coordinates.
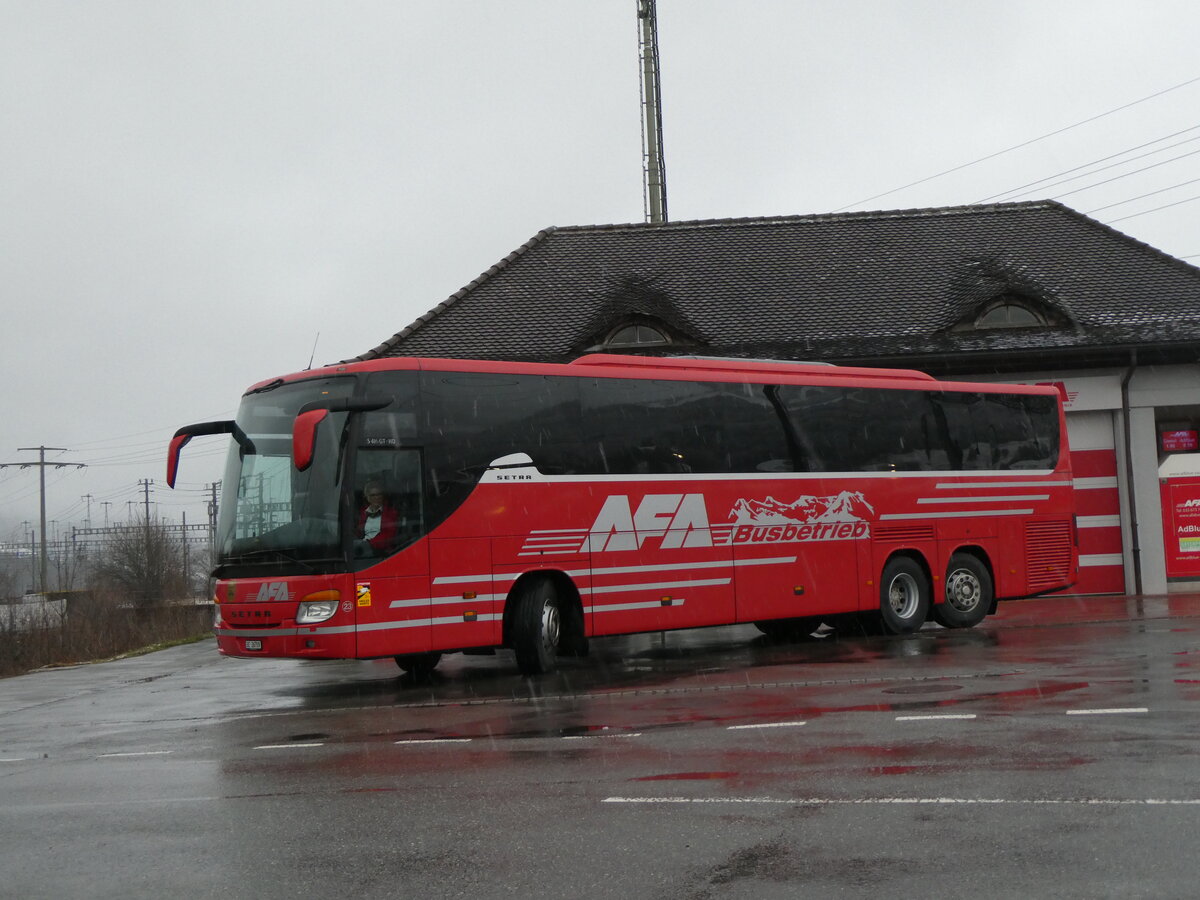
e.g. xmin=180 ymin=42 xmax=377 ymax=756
xmin=2 ymin=593 xmax=1199 ymax=899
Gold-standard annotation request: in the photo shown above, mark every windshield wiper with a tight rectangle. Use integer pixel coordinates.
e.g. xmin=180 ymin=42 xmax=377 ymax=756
xmin=245 ymin=378 xmax=286 ymax=396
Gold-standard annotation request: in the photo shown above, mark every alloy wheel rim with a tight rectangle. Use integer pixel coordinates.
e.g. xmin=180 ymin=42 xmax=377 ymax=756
xmin=946 ymin=569 xmax=981 ymax=612
xmin=888 ymin=572 xmax=919 ymax=619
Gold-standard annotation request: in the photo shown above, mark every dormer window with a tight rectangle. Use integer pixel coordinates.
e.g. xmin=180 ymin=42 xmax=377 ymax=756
xmin=605 ymin=323 xmax=670 ymax=348
xmin=975 ymin=301 xmax=1046 ymax=328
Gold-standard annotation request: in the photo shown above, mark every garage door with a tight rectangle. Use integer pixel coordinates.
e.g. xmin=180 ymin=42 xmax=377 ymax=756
xmin=1066 ymin=411 xmax=1125 ymax=594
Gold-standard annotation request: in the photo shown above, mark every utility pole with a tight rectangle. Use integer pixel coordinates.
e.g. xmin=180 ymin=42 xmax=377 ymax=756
xmin=101 ymin=500 xmax=111 ymax=527
xmin=81 ymin=493 xmax=94 ymax=528
xmin=139 ymin=479 xmax=154 ymax=584
xmin=140 ymin=479 xmax=154 ymax=525
xmin=207 ymin=481 xmax=220 ymax=543
xmin=637 ymin=0 xmax=669 ymax=223
xmin=0 ymin=447 xmax=86 ymax=594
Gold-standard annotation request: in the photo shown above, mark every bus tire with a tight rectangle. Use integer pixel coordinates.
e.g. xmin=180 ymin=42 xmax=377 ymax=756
xmin=879 ymin=557 xmax=929 ymax=635
xmin=755 ymin=617 xmax=822 ymax=640
xmin=512 ymin=577 xmax=562 ymax=675
xmin=934 ymin=554 xmax=992 ymax=629
xmin=394 ymin=652 xmax=442 ymax=677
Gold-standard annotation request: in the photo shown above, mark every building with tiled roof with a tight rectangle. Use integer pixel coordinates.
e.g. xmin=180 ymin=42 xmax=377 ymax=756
xmin=356 ymin=200 xmax=1200 ymax=375
xmin=356 ymin=200 xmax=1200 ymax=597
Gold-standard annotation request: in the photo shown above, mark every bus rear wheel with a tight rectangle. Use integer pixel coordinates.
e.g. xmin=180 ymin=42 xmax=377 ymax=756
xmin=394 ymin=652 xmax=442 ymax=677
xmin=878 ymin=557 xmax=930 ymax=635
xmin=933 ymin=554 xmax=992 ymax=629
xmin=512 ymin=577 xmax=562 ymax=675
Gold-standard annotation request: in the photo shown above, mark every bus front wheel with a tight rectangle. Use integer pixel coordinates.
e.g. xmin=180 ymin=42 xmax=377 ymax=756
xmin=933 ymin=554 xmax=992 ymax=629
xmin=878 ymin=557 xmax=930 ymax=635
xmin=512 ymin=577 xmax=562 ymax=675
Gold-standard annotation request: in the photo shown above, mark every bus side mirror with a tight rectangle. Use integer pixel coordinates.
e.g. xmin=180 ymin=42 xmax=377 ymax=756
xmin=167 ymin=420 xmax=243 ymax=488
xmin=167 ymin=433 xmax=192 ymax=489
xmin=293 ymin=409 xmax=329 ymax=472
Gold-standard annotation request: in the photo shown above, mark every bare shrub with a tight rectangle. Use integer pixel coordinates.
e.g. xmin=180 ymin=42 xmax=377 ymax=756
xmin=0 ymin=591 xmax=212 ymax=678
xmin=90 ymin=518 xmax=188 ymax=607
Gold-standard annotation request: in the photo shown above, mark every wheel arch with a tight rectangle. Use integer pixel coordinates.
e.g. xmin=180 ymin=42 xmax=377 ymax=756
xmin=879 ymin=547 xmax=933 ymax=592
xmin=501 ymin=568 xmax=584 ymax=648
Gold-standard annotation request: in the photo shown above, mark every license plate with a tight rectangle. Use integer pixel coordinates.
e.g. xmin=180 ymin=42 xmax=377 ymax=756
xmin=244 ymin=639 xmax=262 ymax=651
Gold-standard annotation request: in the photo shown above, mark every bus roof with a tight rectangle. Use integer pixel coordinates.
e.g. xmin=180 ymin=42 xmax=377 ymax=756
xmin=569 ymin=353 xmax=936 ymax=382
xmin=249 ymin=353 xmax=1060 ymax=398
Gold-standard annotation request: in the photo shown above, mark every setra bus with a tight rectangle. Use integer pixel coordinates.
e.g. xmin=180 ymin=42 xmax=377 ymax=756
xmin=168 ymin=353 xmax=1077 ymax=675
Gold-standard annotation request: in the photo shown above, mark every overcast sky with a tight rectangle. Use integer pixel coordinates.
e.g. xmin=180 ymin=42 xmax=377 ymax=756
xmin=2 ymin=0 xmax=1198 ymax=543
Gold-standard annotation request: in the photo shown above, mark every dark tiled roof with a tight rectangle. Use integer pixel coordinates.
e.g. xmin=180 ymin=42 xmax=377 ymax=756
xmin=353 ymin=201 xmax=1200 ymax=371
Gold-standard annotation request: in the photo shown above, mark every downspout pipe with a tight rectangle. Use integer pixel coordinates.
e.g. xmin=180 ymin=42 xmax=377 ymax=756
xmin=1120 ymin=349 xmax=1141 ymax=593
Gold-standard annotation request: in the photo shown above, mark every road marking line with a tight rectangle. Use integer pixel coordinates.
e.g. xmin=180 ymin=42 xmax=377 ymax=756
xmin=0 ymin=758 xmax=30 ymax=763
xmin=562 ymin=733 xmax=642 ymax=740
xmin=98 ymin=750 xmax=175 ymax=758
xmin=727 ymin=721 xmax=807 ymax=730
xmin=394 ymin=739 xmax=472 ymax=744
xmin=603 ymin=796 xmax=1200 ymax=806
xmin=253 ymin=743 xmax=325 ymax=750
xmin=1065 ymin=708 xmax=1149 ymax=716
xmin=895 ymin=714 xmax=977 ymax=721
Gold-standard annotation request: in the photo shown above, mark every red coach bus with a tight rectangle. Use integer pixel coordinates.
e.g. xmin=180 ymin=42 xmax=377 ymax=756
xmin=168 ymin=354 xmax=1076 ymax=675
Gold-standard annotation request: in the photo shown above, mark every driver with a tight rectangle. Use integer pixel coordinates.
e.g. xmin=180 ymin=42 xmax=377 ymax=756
xmin=355 ymin=480 xmax=399 ymax=555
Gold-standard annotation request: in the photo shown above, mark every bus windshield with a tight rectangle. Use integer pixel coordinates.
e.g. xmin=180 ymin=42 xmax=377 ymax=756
xmin=215 ymin=376 xmax=356 ymax=568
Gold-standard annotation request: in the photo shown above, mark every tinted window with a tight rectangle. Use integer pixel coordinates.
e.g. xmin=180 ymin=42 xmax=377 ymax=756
xmin=778 ymin=386 xmax=1057 ymax=472
xmin=419 ymin=372 xmax=584 ymax=523
xmin=779 ymin=386 xmax=953 ymax=472
xmin=937 ymin=391 xmax=1059 ymax=470
xmin=580 ymin=378 xmax=792 ymax=474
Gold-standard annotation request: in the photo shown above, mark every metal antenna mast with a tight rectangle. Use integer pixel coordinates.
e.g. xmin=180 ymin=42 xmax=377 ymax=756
xmin=637 ymin=0 xmax=668 ymax=223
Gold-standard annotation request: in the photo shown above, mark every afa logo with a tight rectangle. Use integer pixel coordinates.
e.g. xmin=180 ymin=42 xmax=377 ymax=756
xmin=253 ymin=581 xmax=290 ymax=603
xmin=576 ymin=490 xmax=875 ymax=552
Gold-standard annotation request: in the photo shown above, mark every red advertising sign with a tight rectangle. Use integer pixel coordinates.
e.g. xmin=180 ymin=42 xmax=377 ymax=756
xmin=1162 ymin=430 xmax=1199 ymax=452
xmin=1161 ymin=477 xmax=1200 ymax=579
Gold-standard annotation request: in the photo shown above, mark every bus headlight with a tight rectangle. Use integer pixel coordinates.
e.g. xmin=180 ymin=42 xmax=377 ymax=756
xmin=296 ymin=590 xmax=341 ymax=624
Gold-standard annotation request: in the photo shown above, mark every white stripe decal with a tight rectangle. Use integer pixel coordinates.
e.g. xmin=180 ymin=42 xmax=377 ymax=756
xmin=1075 ymin=476 xmax=1118 ymax=489
xmin=435 ymin=556 xmax=796 ymax=586
xmin=528 ymin=470 xmax=1053 ymax=483
xmin=935 ymin=480 xmax=1070 ymax=489
xmin=581 ymin=578 xmax=729 ymax=595
xmin=881 ymin=509 xmax=1034 ymax=520
xmin=916 ymin=495 xmax=1047 ymax=504
xmin=1079 ymin=554 xmax=1123 ymax=567
xmin=1077 ymin=515 xmax=1121 ymax=528
xmin=357 ymin=614 xmax=504 ymax=633
xmin=586 ymin=600 xmax=687 ymax=614
xmin=389 ymin=594 xmax=504 ymax=609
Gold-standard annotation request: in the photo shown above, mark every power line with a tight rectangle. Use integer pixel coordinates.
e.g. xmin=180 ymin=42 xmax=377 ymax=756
xmin=834 ymin=74 xmax=1200 ymax=212
xmin=978 ymin=130 xmax=1200 ymax=204
xmin=1084 ymin=177 xmax=1200 ymax=214
xmin=1049 ymin=146 xmax=1200 ymax=201
xmin=974 ymin=124 xmax=1200 ymax=203
xmin=1105 ymin=193 xmax=1200 ymax=224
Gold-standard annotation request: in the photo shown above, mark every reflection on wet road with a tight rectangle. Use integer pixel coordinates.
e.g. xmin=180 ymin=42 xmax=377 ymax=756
xmin=3 ymin=593 xmax=1200 ymax=899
